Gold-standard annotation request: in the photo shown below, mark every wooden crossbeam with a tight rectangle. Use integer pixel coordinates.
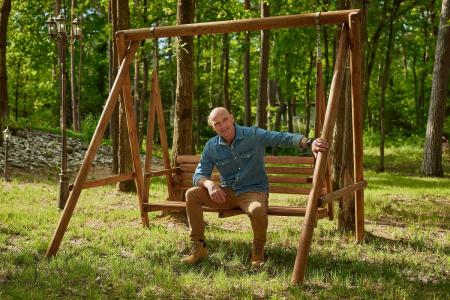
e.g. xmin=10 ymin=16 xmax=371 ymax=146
xmin=317 ymin=181 xmax=367 ymax=207
xmin=119 ymin=10 xmax=359 ymax=41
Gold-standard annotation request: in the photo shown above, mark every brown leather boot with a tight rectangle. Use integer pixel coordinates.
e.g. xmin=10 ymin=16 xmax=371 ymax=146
xmin=181 ymin=241 xmax=208 ymax=264
xmin=251 ymin=241 xmax=265 ymax=267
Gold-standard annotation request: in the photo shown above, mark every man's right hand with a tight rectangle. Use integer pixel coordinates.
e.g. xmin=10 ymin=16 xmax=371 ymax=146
xmin=200 ymin=179 xmax=227 ymax=204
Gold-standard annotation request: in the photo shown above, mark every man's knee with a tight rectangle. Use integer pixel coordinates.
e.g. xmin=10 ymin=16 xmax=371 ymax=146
xmin=248 ymin=201 xmax=268 ymax=219
xmin=185 ymin=186 xmax=205 ymax=205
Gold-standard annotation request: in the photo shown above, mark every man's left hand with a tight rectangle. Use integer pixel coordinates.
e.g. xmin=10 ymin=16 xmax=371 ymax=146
xmin=312 ymin=138 xmax=329 ymax=154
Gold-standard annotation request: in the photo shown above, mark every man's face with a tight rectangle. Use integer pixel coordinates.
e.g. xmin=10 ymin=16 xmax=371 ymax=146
xmin=210 ymin=109 xmax=236 ymax=143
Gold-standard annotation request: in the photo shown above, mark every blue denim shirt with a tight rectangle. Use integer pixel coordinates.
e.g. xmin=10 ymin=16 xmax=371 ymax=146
xmin=193 ymin=124 xmax=303 ymax=195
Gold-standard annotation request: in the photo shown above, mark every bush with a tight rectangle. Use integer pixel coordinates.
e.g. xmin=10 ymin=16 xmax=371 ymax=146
xmin=81 ymin=113 xmax=100 ymax=141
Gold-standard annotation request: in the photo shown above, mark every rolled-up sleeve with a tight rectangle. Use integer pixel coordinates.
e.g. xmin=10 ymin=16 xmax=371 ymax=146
xmin=254 ymin=127 xmax=303 ymax=149
xmin=193 ymin=145 xmax=214 ymax=186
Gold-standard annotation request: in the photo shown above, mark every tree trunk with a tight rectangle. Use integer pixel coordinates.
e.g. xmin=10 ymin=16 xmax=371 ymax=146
xmin=378 ymin=1 xmax=400 ymax=172
xmin=76 ymin=16 xmax=83 ymax=132
xmin=305 ymin=50 xmax=314 ymax=138
xmin=256 ymin=1 xmax=269 ymax=129
xmin=422 ymin=0 xmax=450 ymax=177
xmin=333 ymin=0 xmax=367 ymax=231
xmin=70 ymin=0 xmax=80 ymax=132
xmin=114 ymin=0 xmax=134 ymax=191
xmin=14 ymin=60 xmax=20 ymax=121
xmin=109 ymin=0 xmax=119 ymax=174
xmin=172 ymin=0 xmax=194 ymax=161
xmin=222 ymin=33 xmax=230 ymax=111
xmin=0 ymin=0 xmax=11 ymax=143
xmin=243 ymin=0 xmax=251 ymax=126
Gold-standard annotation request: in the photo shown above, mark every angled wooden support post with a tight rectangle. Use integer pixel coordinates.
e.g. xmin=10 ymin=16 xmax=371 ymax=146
xmin=290 ymin=24 xmax=350 ymax=285
xmin=348 ymin=12 xmax=365 ymax=242
xmin=116 ymin=34 xmax=149 ymax=227
xmin=46 ymin=41 xmax=140 ymax=257
xmin=143 ymin=69 xmax=175 ymax=205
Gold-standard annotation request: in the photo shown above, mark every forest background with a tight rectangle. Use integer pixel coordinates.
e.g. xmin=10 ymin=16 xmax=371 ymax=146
xmin=0 ymin=0 xmax=449 ymax=177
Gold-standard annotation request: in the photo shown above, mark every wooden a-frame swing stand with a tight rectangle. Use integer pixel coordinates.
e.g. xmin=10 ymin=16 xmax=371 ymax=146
xmin=46 ymin=9 xmax=366 ymax=285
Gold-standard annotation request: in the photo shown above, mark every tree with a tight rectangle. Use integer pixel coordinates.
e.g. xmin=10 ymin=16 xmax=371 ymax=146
xmin=70 ymin=0 xmax=80 ymax=131
xmin=243 ymin=0 xmax=251 ymax=126
xmin=378 ymin=0 xmax=402 ymax=172
xmin=422 ymin=0 xmax=450 ymax=176
xmin=172 ymin=0 xmax=195 ymax=160
xmin=333 ymin=0 xmax=367 ymax=231
xmin=256 ymin=1 xmax=269 ymax=129
xmin=0 ymin=0 xmax=11 ymax=144
xmin=111 ymin=0 xmax=134 ymax=191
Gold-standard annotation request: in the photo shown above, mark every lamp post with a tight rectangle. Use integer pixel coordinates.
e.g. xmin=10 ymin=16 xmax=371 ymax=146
xmin=46 ymin=13 xmax=82 ymax=210
xmin=3 ymin=126 xmax=11 ymax=181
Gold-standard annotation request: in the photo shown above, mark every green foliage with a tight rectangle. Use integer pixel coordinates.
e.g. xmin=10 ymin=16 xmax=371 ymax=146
xmin=81 ymin=113 xmax=99 ymax=141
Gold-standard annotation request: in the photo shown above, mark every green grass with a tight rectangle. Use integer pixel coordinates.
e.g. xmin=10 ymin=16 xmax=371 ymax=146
xmin=0 ymin=145 xmax=449 ymax=299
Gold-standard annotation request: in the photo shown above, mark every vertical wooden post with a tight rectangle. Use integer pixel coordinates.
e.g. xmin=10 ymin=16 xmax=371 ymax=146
xmin=46 ymin=41 xmax=139 ymax=257
xmin=152 ymin=72 xmax=175 ymax=201
xmin=348 ymin=12 xmax=365 ymax=242
xmin=142 ymin=72 xmax=158 ymax=206
xmin=290 ymin=24 xmax=349 ymax=284
xmin=116 ymin=34 xmax=149 ymax=227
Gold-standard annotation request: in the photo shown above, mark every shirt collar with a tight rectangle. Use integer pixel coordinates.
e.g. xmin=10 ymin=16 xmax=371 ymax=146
xmin=218 ymin=124 xmax=243 ymax=146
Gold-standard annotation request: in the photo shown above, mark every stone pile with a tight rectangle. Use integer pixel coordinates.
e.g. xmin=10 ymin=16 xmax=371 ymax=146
xmin=0 ymin=129 xmax=156 ymax=173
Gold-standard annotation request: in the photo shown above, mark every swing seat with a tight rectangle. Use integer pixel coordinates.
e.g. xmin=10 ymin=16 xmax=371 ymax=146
xmin=143 ymin=154 xmax=332 ymax=219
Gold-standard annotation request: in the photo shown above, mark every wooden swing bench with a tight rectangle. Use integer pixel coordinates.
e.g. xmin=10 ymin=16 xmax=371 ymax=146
xmin=144 ymin=154 xmax=333 ymax=219
xmin=46 ymin=9 xmax=366 ymax=285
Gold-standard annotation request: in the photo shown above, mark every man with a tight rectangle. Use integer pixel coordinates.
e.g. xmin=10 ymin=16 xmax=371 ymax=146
xmin=182 ymin=107 xmax=328 ymax=267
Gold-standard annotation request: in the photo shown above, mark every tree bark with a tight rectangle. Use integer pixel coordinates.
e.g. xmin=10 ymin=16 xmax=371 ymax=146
xmin=70 ymin=0 xmax=80 ymax=132
xmin=0 ymin=0 xmax=11 ymax=143
xmin=222 ymin=33 xmax=230 ymax=111
xmin=256 ymin=1 xmax=270 ymax=129
xmin=378 ymin=0 xmax=400 ymax=172
xmin=172 ymin=0 xmax=194 ymax=161
xmin=14 ymin=60 xmax=20 ymax=121
xmin=109 ymin=0 xmax=119 ymax=174
xmin=243 ymin=0 xmax=251 ymax=126
xmin=333 ymin=0 xmax=367 ymax=231
xmin=115 ymin=0 xmax=134 ymax=191
xmin=422 ymin=0 xmax=450 ymax=177
xmin=305 ymin=50 xmax=314 ymax=138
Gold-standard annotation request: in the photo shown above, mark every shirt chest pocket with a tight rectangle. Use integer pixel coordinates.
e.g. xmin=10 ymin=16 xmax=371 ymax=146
xmin=215 ymin=157 xmax=237 ymax=177
xmin=239 ymin=149 xmax=254 ymax=159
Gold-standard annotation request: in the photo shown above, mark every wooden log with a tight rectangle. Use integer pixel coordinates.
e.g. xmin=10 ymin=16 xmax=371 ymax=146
xmin=349 ymin=12 xmax=365 ymax=243
xmin=68 ymin=173 xmax=135 ymax=191
xmin=291 ymin=24 xmax=349 ymax=285
xmin=117 ymin=34 xmax=149 ymax=227
xmin=317 ymin=180 xmax=367 ymax=207
xmin=120 ymin=10 xmax=359 ymax=41
xmin=46 ymin=41 xmax=139 ymax=257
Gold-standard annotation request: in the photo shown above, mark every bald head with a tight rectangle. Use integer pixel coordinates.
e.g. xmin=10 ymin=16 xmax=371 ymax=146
xmin=208 ymin=107 xmax=232 ymax=126
xmin=208 ymin=107 xmax=236 ymax=144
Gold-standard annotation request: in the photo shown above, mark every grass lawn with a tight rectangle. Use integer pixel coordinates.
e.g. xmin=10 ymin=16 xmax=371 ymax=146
xmin=0 ymin=145 xmax=449 ymax=299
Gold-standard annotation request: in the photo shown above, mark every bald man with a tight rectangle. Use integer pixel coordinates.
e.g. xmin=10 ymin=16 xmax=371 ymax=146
xmin=182 ymin=107 xmax=328 ymax=266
